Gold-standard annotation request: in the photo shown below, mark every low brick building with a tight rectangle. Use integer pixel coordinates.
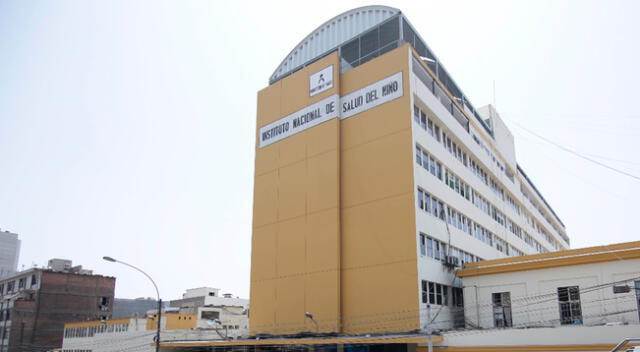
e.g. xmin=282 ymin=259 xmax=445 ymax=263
xmin=0 ymin=261 xmax=115 ymax=352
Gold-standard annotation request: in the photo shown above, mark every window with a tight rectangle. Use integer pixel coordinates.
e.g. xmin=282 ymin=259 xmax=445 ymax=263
xmin=422 ymin=235 xmax=480 ymax=265
xmin=417 ymin=188 xmax=445 ymax=220
xmin=201 ymin=311 xmax=220 ymax=320
xmin=492 ymin=292 xmax=512 ymax=328
xmin=421 ymin=281 xmax=428 ymax=303
xmin=452 ymin=286 xmax=464 ymax=308
xmin=18 ymin=278 xmax=25 ymax=289
xmin=558 ymin=286 xmax=582 ymax=325
xmin=415 ymin=144 xmax=442 ymax=180
xmin=99 ymin=297 xmax=110 ymax=311
xmin=422 ymin=281 xmax=452 ymax=306
xmin=419 ymin=234 xmax=426 ymax=256
xmin=441 ymin=285 xmax=448 ymax=306
xmin=31 ymin=274 xmax=37 ymax=287
xmin=422 ymin=151 xmax=429 ymax=170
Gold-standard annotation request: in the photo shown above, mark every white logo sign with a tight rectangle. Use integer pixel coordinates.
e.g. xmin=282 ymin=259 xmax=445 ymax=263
xmin=259 ymin=72 xmax=404 ymax=149
xmin=340 ymin=72 xmax=403 ymax=120
xmin=309 ymin=65 xmax=333 ymax=96
xmin=259 ymin=94 xmax=339 ymax=148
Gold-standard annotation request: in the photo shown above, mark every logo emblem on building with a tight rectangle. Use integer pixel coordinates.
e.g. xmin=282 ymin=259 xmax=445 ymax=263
xmin=309 ymin=65 xmax=333 ymax=96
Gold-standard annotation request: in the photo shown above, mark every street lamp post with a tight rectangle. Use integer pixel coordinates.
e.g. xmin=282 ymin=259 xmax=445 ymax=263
xmin=103 ymin=256 xmax=162 ymax=352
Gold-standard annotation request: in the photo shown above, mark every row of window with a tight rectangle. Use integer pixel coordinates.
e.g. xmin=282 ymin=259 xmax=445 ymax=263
xmin=506 ymin=194 xmax=521 ymax=215
xmin=419 ymin=234 xmax=482 ymax=264
xmin=493 ymin=285 xmax=585 ymax=328
xmin=416 ymin=150 xmax=548 ymax=255
xmin=222 ymin=324 xmax=242 ymax=330
xmin=472 ymin=189 xmax=491 ymax=216
xmin=417 ymin=134 xmax=543 ymax=249
xmin=64 ymin=323 xmax=129 ymax=339
xmin=498 ymin=281 xmax=640 ymax=327
xmin=421 ymin=280 xmax=464 ymax=307
xmin=417 ymin=188 xmax=445 ymax=220
xmin=414 ymin=104 xmax=564 ymax=250
xmin=520 ymin=182 xmax=566 ymax=243
xmin=469 ymin=124 xmax=512 ymax=183
xmin=444 ymin=168 xmax=471 ymax=200
xmin=415 ymin=145 xmax=443 ymax=180
xmin=415 ymin=104 xmax=509 ymax=203
xmin=0 ymin=274 xmax=38 ymax=296
xmin=520 ymin=184 xmax=565 ymax=249
xmin=417 ymin=187 xmax=523 ymax=256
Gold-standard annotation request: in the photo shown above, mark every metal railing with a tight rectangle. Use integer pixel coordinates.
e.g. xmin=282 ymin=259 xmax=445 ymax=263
xmin=610 ymin=337 xmax=640 ymax=352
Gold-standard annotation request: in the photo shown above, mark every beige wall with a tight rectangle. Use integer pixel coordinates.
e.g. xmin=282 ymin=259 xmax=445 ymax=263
xmin=251 ymin=44 xmax=419 ymax=335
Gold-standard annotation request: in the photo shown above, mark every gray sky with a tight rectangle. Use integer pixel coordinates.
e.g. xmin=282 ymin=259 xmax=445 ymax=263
xmin=1 ymin=0 xmax=639 ymax=300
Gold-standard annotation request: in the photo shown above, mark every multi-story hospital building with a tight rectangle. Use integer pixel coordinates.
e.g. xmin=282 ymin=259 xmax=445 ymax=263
xmin=250 ymin=5 xmax=569 ymax=336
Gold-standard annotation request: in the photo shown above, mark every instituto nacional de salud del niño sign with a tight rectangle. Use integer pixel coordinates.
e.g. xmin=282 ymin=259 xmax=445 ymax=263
xmin=259 ymin=68 xmax=403 ymax=148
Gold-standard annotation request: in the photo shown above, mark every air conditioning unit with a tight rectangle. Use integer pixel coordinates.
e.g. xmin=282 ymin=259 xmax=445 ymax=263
xmin=445 ymin=255 xmax=459 ymax=267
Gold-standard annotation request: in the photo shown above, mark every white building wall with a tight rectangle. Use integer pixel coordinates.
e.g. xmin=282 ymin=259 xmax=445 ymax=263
xmin=202 ymin=296 xmax=249 ymax=309
xmin=409 ymin=57 xmax=570 ymax=332
xmin=442 ymin=324 xmax=639 ymax=349
xmin=195 ymin=306 xmax=248 ymax=339
xmin=180 ymin=287 xmax=249 ymax=309
xmin=463 ymin=258 xmax=640 ymax=329
xmin=182 ymin=287 xmax=220 ymax=298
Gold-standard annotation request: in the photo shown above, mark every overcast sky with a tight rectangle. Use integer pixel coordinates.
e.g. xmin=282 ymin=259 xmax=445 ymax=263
xmin=1 ymin=0 xmax=639 ymax=300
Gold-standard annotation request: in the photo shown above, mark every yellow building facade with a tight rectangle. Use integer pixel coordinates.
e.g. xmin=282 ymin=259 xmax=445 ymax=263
xmin=251 ymin=6 xmax=569 ymax=337
xmin=252 ymin=44 xmax=417 ymax=335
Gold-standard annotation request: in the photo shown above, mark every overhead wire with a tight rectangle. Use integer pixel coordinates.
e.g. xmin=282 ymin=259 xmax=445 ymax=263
xmin=505 ymin=117 xmax=640 ymax=182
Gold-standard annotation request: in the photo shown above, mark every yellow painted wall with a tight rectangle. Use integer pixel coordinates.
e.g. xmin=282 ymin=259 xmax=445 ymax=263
xmin=251 ymin=44 xmax=419 ymax=335
xmin=339 ymin=44 xmax=418 ymax=334
xmin=146 ymin=313 xmax=196 ymax=330
xmin=251 ymin=52 xmax=342 ymax=335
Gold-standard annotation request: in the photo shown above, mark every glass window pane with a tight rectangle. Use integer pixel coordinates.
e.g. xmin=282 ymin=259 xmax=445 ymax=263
xmin=341 ymin=38 xmax=359 ymax=64
xmin=360 ymin=28 xmax=379 ymax=57
xmin=379 ymin=17 xmax=399 ymax=46
xmin=402 ymin=19 xmax=415 ymax=47
xmin=422 ymin=152 xmax=429 ymax=169
xmin=425 ymin=193 xmax=432 ymax=213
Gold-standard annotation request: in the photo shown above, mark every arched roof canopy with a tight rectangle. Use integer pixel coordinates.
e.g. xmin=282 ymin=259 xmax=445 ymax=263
xmin=269 ymin=6 xmax=400 ymax=84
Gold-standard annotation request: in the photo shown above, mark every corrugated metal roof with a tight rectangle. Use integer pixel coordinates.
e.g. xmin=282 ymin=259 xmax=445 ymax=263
xmin=270 ymin=5 xmax=400 ymax=84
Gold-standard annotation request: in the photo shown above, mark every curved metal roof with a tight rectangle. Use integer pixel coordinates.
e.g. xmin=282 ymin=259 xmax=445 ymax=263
xmin=270 ymin=5 xmax=400 ymax=84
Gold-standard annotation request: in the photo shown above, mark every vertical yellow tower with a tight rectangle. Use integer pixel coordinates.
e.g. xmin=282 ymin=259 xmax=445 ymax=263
xmin=251 ymin=7 xmax=419 ymax=335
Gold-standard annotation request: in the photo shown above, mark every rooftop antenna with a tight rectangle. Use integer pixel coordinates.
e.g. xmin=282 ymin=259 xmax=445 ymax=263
xmin=493 ymin=80 xmax=496 ymax=107
xmin=492 ymin=80 xmax=497 ymax=120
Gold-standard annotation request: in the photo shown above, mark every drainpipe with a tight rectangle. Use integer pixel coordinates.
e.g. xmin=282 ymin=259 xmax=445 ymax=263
xmin=474 ymin=285 xmax=480 ymax=327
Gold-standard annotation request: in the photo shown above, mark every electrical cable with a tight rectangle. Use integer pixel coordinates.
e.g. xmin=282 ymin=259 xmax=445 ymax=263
xmin=506 ymin=118 xmax=640 ymax=182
